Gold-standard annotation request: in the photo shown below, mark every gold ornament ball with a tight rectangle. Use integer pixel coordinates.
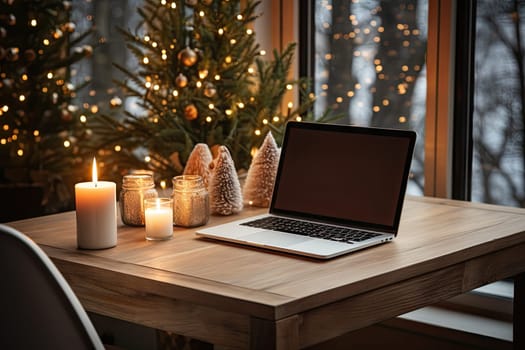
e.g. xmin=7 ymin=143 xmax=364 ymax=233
xmin=178 ymin=47 xmax=198 ymax=67
xmin=184 ymin=104 xmax=198 ymax=121
xmin=203 ymin=82 xmax=217 ymax=98
xmin=175 ymin=73 xmax=188 ymax=88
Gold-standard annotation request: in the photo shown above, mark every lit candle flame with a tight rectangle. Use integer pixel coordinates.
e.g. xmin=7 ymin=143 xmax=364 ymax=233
xmin=92 ymin=157 xmax=98 ymax=186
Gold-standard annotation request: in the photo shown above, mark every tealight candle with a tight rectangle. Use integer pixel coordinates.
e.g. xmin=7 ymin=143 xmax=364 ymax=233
xmin=144 ymin=197 xmax=173 ymax=241
xmin=75 ymin=158 xmax=117 ymax=249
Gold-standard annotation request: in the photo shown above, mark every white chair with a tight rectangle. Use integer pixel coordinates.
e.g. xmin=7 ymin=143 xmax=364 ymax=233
xmin=0 ymin=224 xmax=104 ymax=349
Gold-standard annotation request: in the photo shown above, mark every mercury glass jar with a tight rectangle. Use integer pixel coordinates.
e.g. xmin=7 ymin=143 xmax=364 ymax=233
xmin=172 ymin=175 xmax=209 ymax=227
xmin=120 ymin=174 xmax=158 ymax=226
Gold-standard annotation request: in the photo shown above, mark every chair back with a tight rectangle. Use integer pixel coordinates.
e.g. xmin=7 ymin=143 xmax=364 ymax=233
xmin=0 ymin=224 xmax=104 ymax=349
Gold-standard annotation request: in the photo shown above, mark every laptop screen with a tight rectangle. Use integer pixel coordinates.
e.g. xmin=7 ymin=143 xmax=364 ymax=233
xmin=270 ymin=122 xmax=416 ymax=234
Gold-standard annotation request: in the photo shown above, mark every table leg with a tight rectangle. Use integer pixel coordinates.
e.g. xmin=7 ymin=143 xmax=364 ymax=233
xmin=515 ymin=273 xmax=525 ymax=350
xmin=250 ymin=315 xmax=300 ymax=350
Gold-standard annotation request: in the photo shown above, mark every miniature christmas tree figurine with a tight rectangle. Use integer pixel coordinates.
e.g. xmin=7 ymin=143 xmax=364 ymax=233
xmin=183 ymin=143 xmax=213 ymax=186
xmin=243 ymin=132 xmax=280 ymax=207
xmin=209 ymin=146 xmax=243 ymax=215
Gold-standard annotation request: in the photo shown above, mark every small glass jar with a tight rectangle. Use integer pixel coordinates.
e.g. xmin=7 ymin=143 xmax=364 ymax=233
xmin=172 ymin=175 xmax=209 ymax=227
xmin=120 ymin=174 xmax=158 ymax=226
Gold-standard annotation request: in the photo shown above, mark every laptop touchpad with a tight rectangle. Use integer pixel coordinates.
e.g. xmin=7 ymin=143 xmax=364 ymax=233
xmin=242 ymin=231 xmax=311 ymax=247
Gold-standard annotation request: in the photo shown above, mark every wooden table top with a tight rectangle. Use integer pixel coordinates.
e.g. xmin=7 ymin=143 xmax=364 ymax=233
xmin=7 ymin=195 xmax=525 ymax=323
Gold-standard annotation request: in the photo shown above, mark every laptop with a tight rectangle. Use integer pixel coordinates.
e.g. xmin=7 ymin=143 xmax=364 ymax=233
xmin=196 ymin=121 xmax=417 ymax=259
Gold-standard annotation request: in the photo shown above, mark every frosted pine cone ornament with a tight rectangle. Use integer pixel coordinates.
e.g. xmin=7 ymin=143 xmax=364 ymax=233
xmin=183 ymin=143 xmax=213 ymax=186
xmin=209 ymin=146 xmax=243 ymax=215
xmin=243 ymin=132 xmax=280 ymax=207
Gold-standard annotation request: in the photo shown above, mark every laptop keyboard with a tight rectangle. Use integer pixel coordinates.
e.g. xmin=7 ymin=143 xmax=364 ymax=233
xmin=241 ymin=216 xmax=382 ymax=244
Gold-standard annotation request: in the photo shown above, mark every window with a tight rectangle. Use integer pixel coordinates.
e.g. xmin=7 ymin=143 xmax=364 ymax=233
xmin=471 ymin=0 xmax=525 ymax=207
xmin=302 ymin=0 xmax=427 ymax=195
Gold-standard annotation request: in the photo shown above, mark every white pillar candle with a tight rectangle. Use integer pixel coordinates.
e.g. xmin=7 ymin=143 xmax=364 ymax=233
xmin=75 ymin=158 xmax=117 ymax=249
xmin=144 ymin=198 xmax=173 ymax=241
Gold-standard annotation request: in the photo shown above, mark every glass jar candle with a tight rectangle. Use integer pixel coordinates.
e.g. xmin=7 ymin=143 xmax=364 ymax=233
xmin=172 ymin=175 xmax=209 ymax=227
xmin=120 ymin=174 xmax=158 ymax=226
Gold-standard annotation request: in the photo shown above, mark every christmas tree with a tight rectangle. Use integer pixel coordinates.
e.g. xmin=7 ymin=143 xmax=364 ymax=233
xmin=91 ymin=0 xmax=334 ymax=184
xmin=0 ymin=0 xmax=95 ymax=214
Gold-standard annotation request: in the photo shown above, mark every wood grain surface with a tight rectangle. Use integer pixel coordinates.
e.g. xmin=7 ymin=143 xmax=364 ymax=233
xmin=7 ymin=196 xmax=525 ymax=349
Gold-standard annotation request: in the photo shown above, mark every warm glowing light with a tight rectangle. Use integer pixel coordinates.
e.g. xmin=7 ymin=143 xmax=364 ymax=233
xmin=246 ymin=29 xmax=253 ymax=35
xmin=47 ymin=72 xmax=53 ymax=79
xmin=205 ymin=116 xmax=212 ymax=123
xmin=153 ymin=84 xmax=160 ymax=91
xmin=262 ymin=119 xmax=268 ymax=125
xmin=399 ymin=116 xmax=407 ymax=123
xmin=373 ymin=106 xmax=380 ymax=112
xmin=172 ymin=90 xmax=179 ymax=97
xmin=145 ymin=156 xmax=151 ymax=163
xmin=199 ymin=11 xmax=205 ymax=17
xmin=3 ymin=124 xmax=9 ymax=131
xmin=64 ymin=140 xmax=71 ymax=148
xmin=208 ymin=103 xmax=214 ymax=109
xmin=90 ymin=105 xmax=99 ymax=114
xmin=145 ymin=81 xmax=152 ymax=88
xmin=247 ymin=67 xmax=255 ymax=74
xmin=199 ymin=69 xmax=208 ymax=79
xmin=218 ymin=28 xmax=224 ymax=35
xmin=214 ymin=74 xmax=221 ymax=80
xmin=21 ymin=74 xmax=28 ymax=81
xmin=237 ymin=102 xmax=245 ymax=109
xmin=225 ymin=56 xmax=232 ymax=64
xmin=286 ymin=84 xmax=293 ymax=90
xmin=43 ymin=39 xmax=50 ymax=46
xmin=30 ymin=19 xmax=38 ymax=27
xmin=143 ymin=57 xmax=150 ymax=64
xmin=114 ymin=145 xmax=121 ymax=152
xmin=196 ymin=81 xmax=202 ymax=88
xmin=225 ymin=109 xmax=233 ymax=116
xmin=92 ymin=157 xmax=98 ymax=183
xmin=230 ymin=39 xmax=237 ymax=45
xmin=1 ymin=105 xmax=7 ymax=112
xmin=144 ymin=35 xmax=150 ymax=42
xmin=295 ymin=116 xmax=302 ymax=122
xmin=273 ymin=116 xmax=280 ymax=122
xmin=259 ymin=50 xmax=266 ymax=56
xmin=80 ymin=115 xmax=87 ymax=123
xmin=171 ymin=2 xmax=176 ymax=9
xmin=287 ymin=102 xmax=293 ymax=109
xmin=17 ymin=149 xmax=24 ymax=157
xmin=19 ymin=95 xmax=26 ymax=102
xmin=254 ymin=129 xmax=261 ymax=136
xmin=237 ymin=14 xmax=243 ymax=20
xmin=33 ymin=130 xmax=40 ymax=137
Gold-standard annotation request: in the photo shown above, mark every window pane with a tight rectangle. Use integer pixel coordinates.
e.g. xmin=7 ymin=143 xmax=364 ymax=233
xmin=312 ymin=0 xmax=428 ymax=195
xmin=472 ymin=0 xmax=525 ymax=207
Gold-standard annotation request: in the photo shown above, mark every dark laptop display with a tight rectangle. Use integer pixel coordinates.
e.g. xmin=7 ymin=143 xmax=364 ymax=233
xmin=271 ymin=121 xmax=416 ymax=235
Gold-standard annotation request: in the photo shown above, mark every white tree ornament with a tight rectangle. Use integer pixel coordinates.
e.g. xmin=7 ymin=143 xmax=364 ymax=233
xmin=243 ymin=132 xmax=280 ymax=207
xmin=183 ymin=143 xmax=213 ymax=186
xmin=209 ymin=146 xmax=243 ymax=215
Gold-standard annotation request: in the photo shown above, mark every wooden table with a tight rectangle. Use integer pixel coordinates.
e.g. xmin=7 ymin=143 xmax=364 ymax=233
xmin=6 ymin=196 xmax=525 ymax=349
